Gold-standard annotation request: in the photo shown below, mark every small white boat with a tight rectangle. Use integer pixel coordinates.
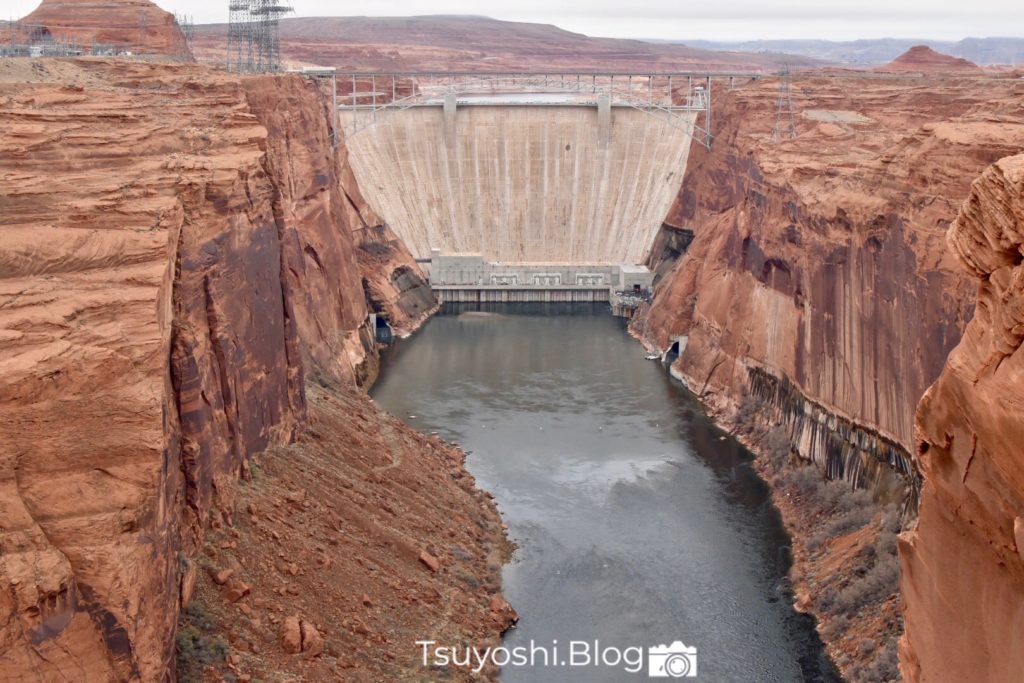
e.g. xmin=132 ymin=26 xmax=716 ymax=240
xmin=645 ymin=353 xmax=661 ymax=361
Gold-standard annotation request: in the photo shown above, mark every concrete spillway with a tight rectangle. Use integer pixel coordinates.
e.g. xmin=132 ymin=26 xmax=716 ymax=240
xmin=342 ymin=104 xmax=697 ymax=264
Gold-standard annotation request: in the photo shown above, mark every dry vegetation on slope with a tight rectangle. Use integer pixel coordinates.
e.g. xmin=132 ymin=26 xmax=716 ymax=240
xmin=733 ymin=396 xmax=902 ymax=682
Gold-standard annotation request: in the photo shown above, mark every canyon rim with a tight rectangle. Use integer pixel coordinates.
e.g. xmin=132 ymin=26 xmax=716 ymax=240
xmin=1 ymin=1 xmax=1024 ymax=682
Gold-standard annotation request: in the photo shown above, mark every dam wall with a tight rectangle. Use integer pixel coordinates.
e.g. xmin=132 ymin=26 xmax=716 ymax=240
xmin=341 ymin=104 xmax=697 ymax=264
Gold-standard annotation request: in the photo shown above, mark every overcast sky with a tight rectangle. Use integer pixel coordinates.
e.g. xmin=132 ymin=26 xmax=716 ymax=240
xmin=6 ymin=1 xmax=1024 ymax=41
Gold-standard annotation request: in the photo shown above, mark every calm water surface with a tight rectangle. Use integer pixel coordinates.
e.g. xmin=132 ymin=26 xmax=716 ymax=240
xmin=371 ymin=304 xmax=837 ymax=682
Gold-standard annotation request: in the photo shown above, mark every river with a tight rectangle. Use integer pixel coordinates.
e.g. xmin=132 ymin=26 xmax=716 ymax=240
xmin=371 ymin=303 xmax=837 ymax=682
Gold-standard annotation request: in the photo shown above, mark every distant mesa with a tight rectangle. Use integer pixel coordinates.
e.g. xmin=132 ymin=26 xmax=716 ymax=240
xmin=19 ymin=0 xmax=192 ymax=59
xmin=882 ymin=45 xmax=981 ymax=73
xmin=189 ymin=14 xmax=822 ymax=72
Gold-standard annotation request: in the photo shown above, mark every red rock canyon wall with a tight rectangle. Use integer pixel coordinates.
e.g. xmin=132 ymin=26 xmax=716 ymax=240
xmin=636 ymin=74 xmax=1024 ymax=498
xmin=900 ymin=154 xmax=1024 ymax=682
xmin=0 ymin=59 xmax=434 ymax=680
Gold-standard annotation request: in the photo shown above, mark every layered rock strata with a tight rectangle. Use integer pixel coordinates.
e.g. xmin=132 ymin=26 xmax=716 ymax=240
xmin=900 ymin=154 xmax=1024 ymax=682
xmin=0 ymin=59 xmax=467 ymax=681
xmin=20 ymin=0 xmax=192 ymax=59
xmin=636 ymin=74 xmax=1024 ymax=498
xmin=882 ymin=45 xmax=983 ymax=74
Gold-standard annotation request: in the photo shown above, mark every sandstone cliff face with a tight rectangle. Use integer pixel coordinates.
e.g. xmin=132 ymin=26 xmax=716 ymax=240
xmin=20 ymin=0 xmax=192 ymax=59
xmin=901 ymin=154 xmax=1024 ymax=682
xmin=0 ymin=59 xmax=438 ymax=680
xmin=338 ymin=148 xmax=437 ymax=339
xmin=636 ymin=75 xmax=1024 ymax=497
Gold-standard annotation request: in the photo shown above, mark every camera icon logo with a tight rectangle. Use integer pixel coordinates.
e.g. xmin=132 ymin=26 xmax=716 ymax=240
xmin=648 ymin=641 xmax=698 ymax=678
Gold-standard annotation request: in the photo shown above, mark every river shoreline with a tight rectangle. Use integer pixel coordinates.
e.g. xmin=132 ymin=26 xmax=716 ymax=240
xmin=373 ymin=303 xmax=837 ymax=682
xmin=633 ymin=329 xmax=901 ymax=681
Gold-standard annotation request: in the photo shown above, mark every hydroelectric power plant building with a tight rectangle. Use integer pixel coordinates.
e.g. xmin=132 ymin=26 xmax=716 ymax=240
xmin=426 ymin=250 xmax=655 ymax=303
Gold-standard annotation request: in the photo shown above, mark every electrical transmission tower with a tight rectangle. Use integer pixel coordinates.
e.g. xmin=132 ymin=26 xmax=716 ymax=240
xmin=226 ymin=1 xmax=249 ymax=72
xmin=173 ymin=12 xmax=194 ymax=59
xmin=175 ymin=13 xmax=194 ymax=41
xmin=771 ymin=68 xmax=798 ymax=142
xmin=226 ymin=0 xmax=292 ymax=73
xmin=137 ymin=10 xmax=147 ymax=53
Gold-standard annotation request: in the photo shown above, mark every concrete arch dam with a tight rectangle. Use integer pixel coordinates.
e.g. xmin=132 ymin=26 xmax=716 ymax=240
xmin=338 ymin=76 xmax=701 ymax=300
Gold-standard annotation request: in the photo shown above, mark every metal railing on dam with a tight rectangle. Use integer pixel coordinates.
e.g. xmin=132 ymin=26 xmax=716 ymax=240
xmin=326 ymin=72 xmax=715 ymax=148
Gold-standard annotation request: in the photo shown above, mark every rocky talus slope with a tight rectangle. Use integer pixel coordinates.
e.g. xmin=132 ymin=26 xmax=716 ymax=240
xmin=0 ymin=59 xmax=504 ymax=681
xmin=901 ymin=154 xmax=1024 ymax=682
xmin=177 ymin=384 xmax=514 ymax=682
xmin=20 ymin=0 xmax=192 ymax=59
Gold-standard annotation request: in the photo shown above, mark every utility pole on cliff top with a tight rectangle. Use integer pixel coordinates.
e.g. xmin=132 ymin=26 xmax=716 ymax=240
xmin=771 ymin=68 xmax=798 ymax=142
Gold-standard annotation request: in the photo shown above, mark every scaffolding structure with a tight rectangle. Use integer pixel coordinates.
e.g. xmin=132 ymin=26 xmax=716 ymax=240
xmin=771 ymin=68 xmax=798 ymax=141
xmin=226 ymin=0 xmax=293 ymax=73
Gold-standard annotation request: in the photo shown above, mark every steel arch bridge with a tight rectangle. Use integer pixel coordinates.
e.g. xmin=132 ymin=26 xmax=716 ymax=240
xmin=322 ymin=72 xmax=716 ymax=148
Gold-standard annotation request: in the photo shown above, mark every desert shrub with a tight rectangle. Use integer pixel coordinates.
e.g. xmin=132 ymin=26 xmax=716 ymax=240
xmin=880 ymin=504 xmax=902 ymax=533
xmin=874 ymin=528 xmax=899 ymax=559
xmin=823 ymin=505 xmax=875 ymax=538
xmin=182 ymin=601 xmax=214 ymax=628
xmin=850 ymin=640 xmax=900 ymax=683
xmin=764 ymin=426 xmax=790 ymax=460
xmin=176 ymin=603 xmax=228 ymax=683
xmin=806 ymin=531 xmax=826 ymax=553
xmin=821 ymin=480 xmax=873 ymax=514
xmin=784 ymin=463 xmax=828 ymax=499
xmin=735 ymin=392 xmax=762 ymax=428
xmin=835 ymin=552 xmax=900 ymax=614
xmin=819 ymin=614 xmax=850 ymax=641
xmin=176 ymin=626 xmax=227 ymax=682
xmin=805 ymin=513 xmax=871 ymax=553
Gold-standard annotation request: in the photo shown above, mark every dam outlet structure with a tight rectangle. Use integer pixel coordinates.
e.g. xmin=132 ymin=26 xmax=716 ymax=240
xmin=335 ymin=73 xmax=710 ymax=301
